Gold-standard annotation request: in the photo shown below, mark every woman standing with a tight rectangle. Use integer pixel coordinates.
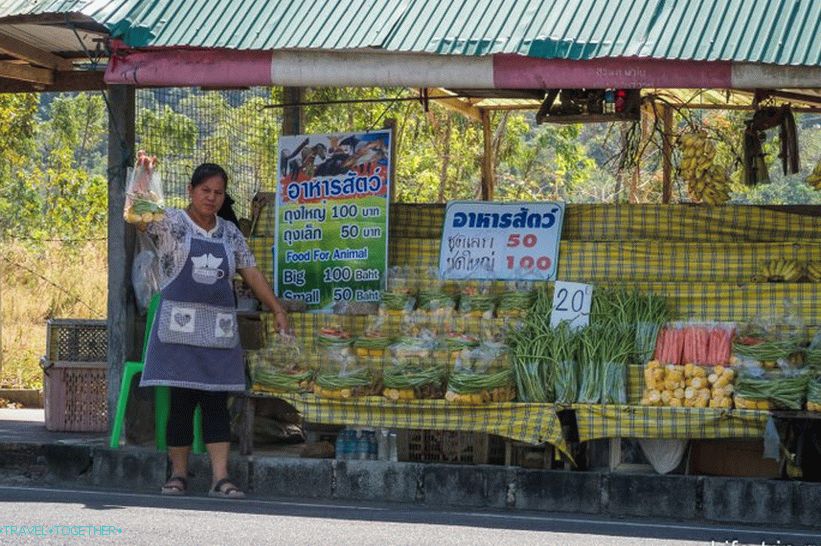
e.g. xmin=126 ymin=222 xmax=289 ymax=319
xmin=132 ymin=151 xmax=289 ymax=498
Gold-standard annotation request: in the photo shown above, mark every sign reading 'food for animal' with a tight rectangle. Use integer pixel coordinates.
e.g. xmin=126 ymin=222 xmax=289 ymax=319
xmin=439 ymin=201 xmax=565 ymax=281
xmin=274 ymin=130 xmax=391 ymax=312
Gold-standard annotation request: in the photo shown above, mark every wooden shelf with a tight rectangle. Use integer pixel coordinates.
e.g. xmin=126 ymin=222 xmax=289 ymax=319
xmin=541 ymin=113 xmax=640 ymax=125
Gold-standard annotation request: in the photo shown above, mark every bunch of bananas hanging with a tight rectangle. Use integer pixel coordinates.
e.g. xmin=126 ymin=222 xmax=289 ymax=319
xmin=808 ymin=262 xmax=821 ymax=282
xmin=805 ymin=161 xmax=821 ymax=191
xmin=678 ymin=131 xmax=731 ymax=205
xmin=759 ymin=258 xmax=803 ymax=282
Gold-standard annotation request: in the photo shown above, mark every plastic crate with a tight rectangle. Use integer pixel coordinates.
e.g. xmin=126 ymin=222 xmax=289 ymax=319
xmin=42 ymin=319 xmax=109 ymax=432
xmin=46 ymin=319 xmax=108 ymax=362
xmin=42 ymin=361 xmax=108 ymax=432
xmin=396 ymin=430 xmax=505 ymax=465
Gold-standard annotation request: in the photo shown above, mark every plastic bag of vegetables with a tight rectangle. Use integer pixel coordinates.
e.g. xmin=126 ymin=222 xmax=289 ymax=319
xmin=733 ymin=316 xmax=804 ymax=369
xmin=496 ymin=282 xmax=535 ymax=320
xmin=458 ymin=281 xmax=496 ymax=319
xmin=313 ymin=341 xmax=380 ymax=399
xmin=806 ymin=331 xmax=821 ymax=369
xmin=248 ymin=334 xmax=314 ymax=394
xmin=807 ymin=376 xmax=821 ymax=412
xmin=384 ymin=334 xmax=445 ymax=400
xmin=353 ymin=317 xmax=392 ymax=360
xmin=734 ymin=367 xmax=810 ymax=410
xmin=124 ymin=153 xmax=165 ymax=224
xmin=445 ymin=341 xmax=515 ymax=404
xmin=380 ymin=267 xmax=416 ymax=317
xmin=434 ymin=332 xmax=480 ymax=368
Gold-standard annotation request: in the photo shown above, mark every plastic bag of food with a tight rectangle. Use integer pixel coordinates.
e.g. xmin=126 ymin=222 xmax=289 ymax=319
xmin=248 ymin=334 xmax=314 ymax=394
xmin=734 ymin=367 xmax=809 ymax=410
xmin=733 ymin=315 xmax=803 ymax=370
xmin=458 ymin=281 xmax=496 ymax=319
xmin=807 ymin=376 xmax=821 ymax=412
xmin=806 ymin=331 xmax=821 ymax=369
xmin=417 ymin=269 xmax=456 ymax=318
xmin=383 ymin=334 xmax=444 ymax=400
xmin=314 ymin=329 xmax=379 ymax=399
xmin=380 ymin=267 xmax=416 ymax=317
xmin=445 ymin=341 xmax=515 ymax=404
xmin=654 ymin=323 xmax=685 ymax=365
xmin=123 ymin=155 xmax=165 ymax=224
xmin=496 ymin=281 xmax=535 ymax=320
xmin=353 ymin=318 xmax=393 ymax=360
xmin=132 ymin=230 xmax=162 ymax=314
xmin=434 ymin=332 xmax=480 ymax=368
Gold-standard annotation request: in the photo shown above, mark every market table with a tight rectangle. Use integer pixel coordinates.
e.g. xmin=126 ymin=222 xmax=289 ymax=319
xmin=572 ymin=404 xmax=770 ymax=443
xmin=237 ymin=393 xmax=566 ymax=456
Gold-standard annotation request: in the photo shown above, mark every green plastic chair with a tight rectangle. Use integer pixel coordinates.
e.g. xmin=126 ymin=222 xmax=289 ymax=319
xmin=109 ymin=293 xmax=205 ymax=454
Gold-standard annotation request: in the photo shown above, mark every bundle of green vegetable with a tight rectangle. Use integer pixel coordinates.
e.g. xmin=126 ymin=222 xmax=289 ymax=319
xmin=591 ymin=287 xmax=669 ymax=364
xmin=734 ymin=372 xmax=810 ymax=410
xmin=507 ymin=287 xmax=554 ymax=402
xmin=732 ymin=338 xmax=800 ymax=362
xmin=551 ymin=324 xmax=580 ymax=404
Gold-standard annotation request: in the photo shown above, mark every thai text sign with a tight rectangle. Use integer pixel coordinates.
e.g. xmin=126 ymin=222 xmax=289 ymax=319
xmin=439 ymin=201 xmax=565 ymax=280
xmin=275 ymin=130 xmax=391 ymax=312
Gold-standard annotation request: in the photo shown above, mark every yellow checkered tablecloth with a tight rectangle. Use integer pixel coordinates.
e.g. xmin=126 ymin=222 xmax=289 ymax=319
xmin=274 ymin=394 xmax=566 ymax=450
xmin=573 ymin=404 xmax=769 ymax=442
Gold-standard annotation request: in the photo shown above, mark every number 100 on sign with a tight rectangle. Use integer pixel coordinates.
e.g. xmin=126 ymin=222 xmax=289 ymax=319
xmin=505 ymin=234 xmax=553 ymax=272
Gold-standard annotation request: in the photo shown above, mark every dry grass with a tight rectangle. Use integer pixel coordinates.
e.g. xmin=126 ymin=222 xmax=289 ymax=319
xmin=1 ymin=242 xmax=107 ymax=389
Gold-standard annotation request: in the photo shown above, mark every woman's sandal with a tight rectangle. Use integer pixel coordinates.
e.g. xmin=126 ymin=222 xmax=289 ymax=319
xmin=161 ymin=476 xmax=187 ymax=496
xmin=208 ymin=478 xmax=246 ymax=499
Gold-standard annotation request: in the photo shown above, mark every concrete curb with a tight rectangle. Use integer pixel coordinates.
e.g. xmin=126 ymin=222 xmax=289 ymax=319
xmin=2 ymin=443 xmax=819 ymax=529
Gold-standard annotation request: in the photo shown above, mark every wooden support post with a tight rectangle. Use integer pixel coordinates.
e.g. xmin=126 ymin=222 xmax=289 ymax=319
xmin=662 ymin=103 xmax=674 ymax=204
xmin=106 ymin=85 xmax=136 ymax=428
xmin=282 ymin=87 xmax=304 ymax=136
xmin=383 ymin=118 xmax=397 ymax=202
xmin=480 ymin=109 xmax=494 ymax=201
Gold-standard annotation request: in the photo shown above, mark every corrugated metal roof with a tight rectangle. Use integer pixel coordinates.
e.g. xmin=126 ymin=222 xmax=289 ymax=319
xmin=0 ymin=0 xmax=818 ymax=66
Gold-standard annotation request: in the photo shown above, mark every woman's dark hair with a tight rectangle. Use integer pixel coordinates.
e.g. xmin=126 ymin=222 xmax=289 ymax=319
xmin=190 ymin=162 xmax=239 ymax=228
xmin=191 ymin=162 xmax=228 ymax=188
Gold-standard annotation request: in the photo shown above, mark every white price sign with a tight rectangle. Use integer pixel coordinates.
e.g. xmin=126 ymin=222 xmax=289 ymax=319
xmin=550 ymin=281 xmax=593 ymax=330
xmin=438 ymin=201 xmax=565 ymax=281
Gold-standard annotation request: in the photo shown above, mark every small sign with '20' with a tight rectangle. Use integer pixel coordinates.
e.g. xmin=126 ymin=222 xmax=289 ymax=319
xmin=550 ymin=281 xmax=593 ymax=330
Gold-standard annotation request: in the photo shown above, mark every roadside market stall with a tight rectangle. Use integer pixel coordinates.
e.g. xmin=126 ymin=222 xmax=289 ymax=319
xmin=1 ymin=0 xmax=819 ymax=475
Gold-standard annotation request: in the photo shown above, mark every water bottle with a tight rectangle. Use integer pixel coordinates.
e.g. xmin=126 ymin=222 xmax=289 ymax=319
xmin=368 ymin=430 xmax=378 ymax=460
xmin=355 ymin=429 xmax=370 ymax=460
xmin=388 ymin=432 xmax=398 ymax=462
xmin=335 ymin=429 xmax=352 ymax=460
xmin=377 ymin=429 xmax=389 ymax=460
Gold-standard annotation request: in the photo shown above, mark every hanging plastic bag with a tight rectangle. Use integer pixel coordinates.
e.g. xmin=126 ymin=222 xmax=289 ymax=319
xmin=132 ymin=230 xmax=162 ymax=315
xmin=124 ymin=154 xmax=165 ymax=224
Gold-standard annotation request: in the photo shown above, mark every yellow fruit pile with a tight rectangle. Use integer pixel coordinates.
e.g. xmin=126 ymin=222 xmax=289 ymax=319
xmin=678 ymin=132 xmax=731 ymax=205
xmin=805 ymin=400 xmax=821 ymax=412
xmin=641 ymin=361 xmax=735 ymax=409
xmin=383 ymin=388 xmax=417 ymax=400
xmin=805 ymin=161 xmax=821 ymax=191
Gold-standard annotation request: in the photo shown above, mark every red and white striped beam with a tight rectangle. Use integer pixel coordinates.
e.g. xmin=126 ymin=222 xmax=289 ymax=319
xmin=104 ymin=48 xmax=821 ymax=89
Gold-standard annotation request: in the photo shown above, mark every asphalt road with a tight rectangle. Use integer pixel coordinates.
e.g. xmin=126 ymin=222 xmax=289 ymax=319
xmin=0 ymin=485 xmax=820 ymax=546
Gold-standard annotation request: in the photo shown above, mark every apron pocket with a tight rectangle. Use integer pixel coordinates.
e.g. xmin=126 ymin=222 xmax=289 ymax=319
xmin=157 ymin=299 xmax=239 ymax=349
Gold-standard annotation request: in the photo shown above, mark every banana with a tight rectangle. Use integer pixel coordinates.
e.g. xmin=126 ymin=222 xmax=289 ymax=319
xmin=760 ymin=259 xmax=803 ymax=282
xmin=678 ymin=130 xmax=731 ymax=205
xmin=808 ymin=262 xmax=821 ymax=282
